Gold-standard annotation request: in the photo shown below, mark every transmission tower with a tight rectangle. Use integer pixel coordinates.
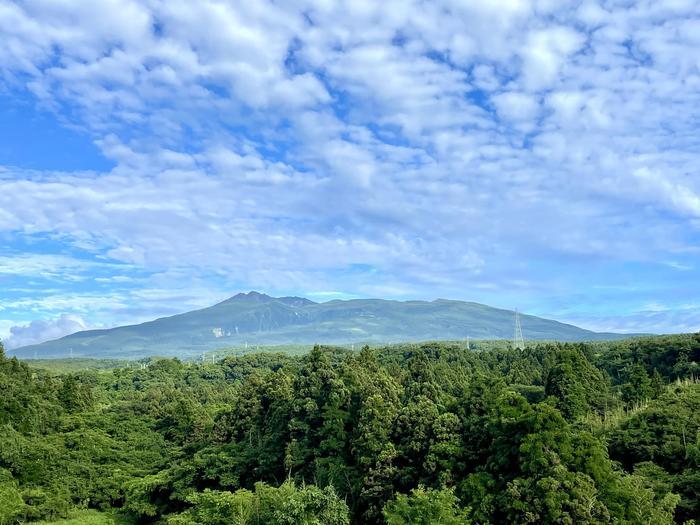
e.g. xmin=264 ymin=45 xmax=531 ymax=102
xmin=513 ymin=309 xmax=525 ymax=350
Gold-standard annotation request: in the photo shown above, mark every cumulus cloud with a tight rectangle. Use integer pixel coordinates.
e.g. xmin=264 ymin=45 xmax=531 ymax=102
xmin=492 ymin=91 xmax=540 ymax=125
xmin=521 ymin=27 xmax=585 ymax=91
xmin=3 ymin=314 xmax=88 ymax=350
xmin=0 ymin=0 xmax=699 ymax=333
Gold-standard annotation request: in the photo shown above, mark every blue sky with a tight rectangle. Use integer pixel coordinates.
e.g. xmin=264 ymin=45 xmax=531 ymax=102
xmin=1 ymin=0 xmax=700 ymax=348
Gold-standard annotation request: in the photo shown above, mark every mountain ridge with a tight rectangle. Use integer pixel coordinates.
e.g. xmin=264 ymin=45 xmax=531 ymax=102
xmin=11 ymin=291 xmax=637 ymax=359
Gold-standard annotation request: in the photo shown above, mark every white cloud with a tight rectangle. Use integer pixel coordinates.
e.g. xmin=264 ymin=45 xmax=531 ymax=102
xmin=0 ymin=0 xmax=700 ymax=333
xmin=3 ymin=314 xmax=88 ymax=350
xmin=562 ymin=304 xmax=700 ymax=334
xmin=492 ymin=91 xmax=539 ymax=122
xmin=521 ymin=27 xmax=585 ymax=90
xmin=632 ymin=167 xmax=700 ymax=218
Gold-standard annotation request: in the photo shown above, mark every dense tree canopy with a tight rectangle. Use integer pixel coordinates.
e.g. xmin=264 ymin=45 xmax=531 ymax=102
xmin=0 ymin=334 xmax=698 ymax=524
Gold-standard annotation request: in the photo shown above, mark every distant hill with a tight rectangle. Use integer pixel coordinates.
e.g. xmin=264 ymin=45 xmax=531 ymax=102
xmin=11 ymin=291 xmax=635 ymax=359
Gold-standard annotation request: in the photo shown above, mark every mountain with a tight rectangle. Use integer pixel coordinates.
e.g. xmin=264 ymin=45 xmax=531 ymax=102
xmin=11 ymin=291 xmax=634 ymax=359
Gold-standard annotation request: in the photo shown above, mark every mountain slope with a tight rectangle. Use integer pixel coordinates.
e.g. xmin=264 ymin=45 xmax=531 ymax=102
xmin=11 ymin=291 xmax=632 ymax=358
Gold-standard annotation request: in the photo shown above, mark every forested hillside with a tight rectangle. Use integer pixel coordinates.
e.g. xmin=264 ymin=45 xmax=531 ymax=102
xmin=1 ymin=335 xmax=698 ymax=524
xmin=12 ymin=292 xmax=634 ymax=359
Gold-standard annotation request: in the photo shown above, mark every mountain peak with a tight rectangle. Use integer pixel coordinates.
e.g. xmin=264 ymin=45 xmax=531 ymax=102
xmin=224 ymin=291 xmax=273 ymax=303
xmin=278 ymin=296 xmax=317 ymax=307
xmin=222 ymin=292 xmax=317 ymax=307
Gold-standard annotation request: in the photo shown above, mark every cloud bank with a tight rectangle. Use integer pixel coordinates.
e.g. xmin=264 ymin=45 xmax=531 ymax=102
xmin=3 ymin=314 xmax=88 ymax=350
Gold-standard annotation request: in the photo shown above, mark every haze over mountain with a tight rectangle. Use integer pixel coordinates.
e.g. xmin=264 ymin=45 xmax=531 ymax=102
xmin=11 ymin=291 xmax=635 ymax=359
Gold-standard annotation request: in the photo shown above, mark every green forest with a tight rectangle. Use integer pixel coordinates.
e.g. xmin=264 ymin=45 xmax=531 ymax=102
xmin=1 ymin=335 xmax=698 ymax=524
